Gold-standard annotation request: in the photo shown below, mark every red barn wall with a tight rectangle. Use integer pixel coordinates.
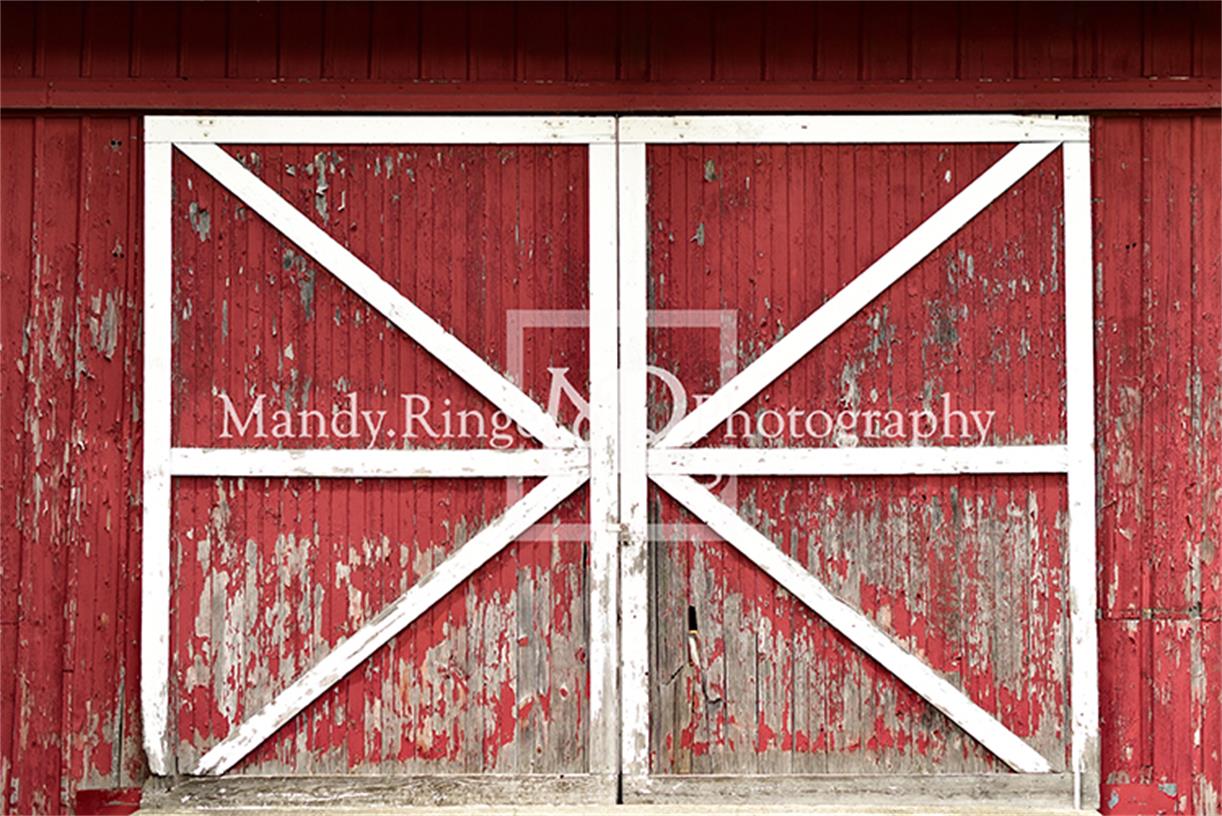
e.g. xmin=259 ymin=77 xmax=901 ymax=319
xmin=0 ymin=2 xmax=1218 ymax=813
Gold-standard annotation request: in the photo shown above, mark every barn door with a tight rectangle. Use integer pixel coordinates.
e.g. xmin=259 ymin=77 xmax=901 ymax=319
xmin=143 ymin=114 xmax=1097 ymax=809
xmin=141 ymin=117 xmax=621 ymax=805
xmin=615 ymin=116 xmax=1098 ymax=809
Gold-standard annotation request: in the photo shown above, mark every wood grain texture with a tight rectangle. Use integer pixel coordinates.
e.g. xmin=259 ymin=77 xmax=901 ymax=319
xmin=164 ymin=142 xmax=594 ymax=777
xmin=3 ymin=1 xmax=1217 ymax=83
xmin=0 ymin=4 xmax=1219 ymax=811
xmin=1 ymin=3 xmax=1219 ymax=112
xmin=141 ymin=773 xmax=614 ymax=810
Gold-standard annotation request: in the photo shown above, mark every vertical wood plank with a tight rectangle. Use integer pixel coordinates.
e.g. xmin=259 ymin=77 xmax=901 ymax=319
xmin=587 ymin=142 xmax=620 ymax=782
xmin=1089 ymin=2 xmax=1143 ymax=79
xmin=227 ymin=1 xmax=278 ymax=78
xmin=1094 ymin=116 xmax=1146 ymax=620
xmin=1193 ymin=114 xmax=1221 ymax=623
xmin=762 ymin=2 xmax=815 ymax=82
xmin=60 ymin=116 xmax=139 ymax=800
xmin=1143 ymin=0 xmax=1195 ymax=77
xmin=467 ymin=2 xmax=514 ymax=81
xmin=515 ymin=3 xmax=567 ymax=81
xmin=619 ymin=141 xmax=650 ymax=781
xmin=80 ymin=1 xmax=132 ymax=78
xmin=277 ymin=2 xmax=325 ymax=79
xmin=1015 ymin=1 xmax=1078 ymax=79
xmin=0 ymin=116 xmax=36 ymax=812
xmin=567 ymin=2 xmax=618 ymax=81
xmin=1064 ymin=138 xmax=1099 ymax=809
xmin=0 ymin=1 xmax=36 ymax=77
xmin=178 ymin=2 xmax=227 ymax=78
xmin=370 ymin=2 xmax=420 ymax=80
xmin=418 ymin=2 xmax=467 ymax=80
xmin=908 ymin=2 xmax=960 ymax=80
xmin=129 ymin=2 xmax=180 ymax=79
xmin=617 ymin=2 xmax=650 ymax=81
xmin=958 ymin=1 xmax=1016 ymax=80
xmin=10 ymin=117 xmax=81 ymax=814
xmin=1145 ymin=119 xmax=1197 ymax=618
xmin=859 ymin=2 xmax=910 ymax=81
xmin=813 ymin=2 xmax=860 ymax=81
xmin=711 ymin=3 xmax=764 ymax=81
xmin=141 ymin=138 xmax=173 ymax=776
xmin=37 ymin=1 xmax=84 ymax=78
xmin=649 ymin=2 xmax=712 ymax=81
xmin=321 ymin=0 xmax=373 ymax=79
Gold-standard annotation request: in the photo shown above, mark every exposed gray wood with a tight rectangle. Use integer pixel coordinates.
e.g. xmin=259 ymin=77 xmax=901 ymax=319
xmin=624 ymin=773 xmax=1076 ymax=807
xmin=142 ymin=774 xmax=615 ymax=811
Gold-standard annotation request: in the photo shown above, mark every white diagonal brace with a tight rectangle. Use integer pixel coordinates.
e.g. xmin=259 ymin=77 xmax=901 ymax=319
xmin=653 ymin=473 xmax=1053 ymax=774
xmin=193 ymin=473 xmax=586 ymax=776
xmin=654 ymin=141 xmax=1060 ymax=450
xmin=170 ymin=447 xmax=588 ymax=478
xmin=177 ymin=142 xmax=579 ymax=449
xmin=649 ymin=444 xmax=1070 ymax=476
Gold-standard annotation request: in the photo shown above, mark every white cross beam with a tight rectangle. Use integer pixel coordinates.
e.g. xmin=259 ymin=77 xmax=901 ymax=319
xmin=194 ymin=473 xmax=586 ymax=776
xmin=624 ymin=133 xmax=1069 ymax=780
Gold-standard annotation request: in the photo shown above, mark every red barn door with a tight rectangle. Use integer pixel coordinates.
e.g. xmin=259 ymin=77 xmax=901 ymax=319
xmin=141 ymin=114 xmax=1097 ymax=810
xmin=616 ymin=116 xmax=1098 ymax=809
xmin=141 ymin=116 xmax=621 ymax=806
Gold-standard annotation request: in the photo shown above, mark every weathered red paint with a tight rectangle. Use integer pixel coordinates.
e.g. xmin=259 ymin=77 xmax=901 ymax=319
xmin=166 ymin=138 xmax=592 ymax=777
xmin=1 ymin=2 xmax=1219 ymax=813
xmin=643 ymin=141 xmax=1073 ymax=774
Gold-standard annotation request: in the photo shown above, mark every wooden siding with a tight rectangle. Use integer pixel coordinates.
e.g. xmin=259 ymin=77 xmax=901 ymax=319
xmin=0 ymin=2 xmax=1218 ymax=111
xmin=1 ymin=3 xmax=1219 ymax=814
xmin=0 ymin=1 xmax=1218 ymax=83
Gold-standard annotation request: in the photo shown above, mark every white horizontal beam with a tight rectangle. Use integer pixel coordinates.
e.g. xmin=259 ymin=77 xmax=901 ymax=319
xmin=654 ymin=141 xmax=1059 ymax=449
xmin=649 ymin=444 xmax=1069 ymax=476
xmin=619 ymin=115 xmax=1089 ymax=143
xmin=193 ymin=472 xmax=586 ymax=776
xmin=652 ymin=473 xmax=1054 ymax=775
xmin=171 ymin=447 xmax=588 ymax=478
xmin=179 ymin=143 xmax=579 ymax=449
xmin=146 ymin=115 xmax=617 ymax=144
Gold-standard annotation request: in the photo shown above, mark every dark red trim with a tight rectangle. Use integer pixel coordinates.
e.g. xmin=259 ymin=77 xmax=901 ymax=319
xmin=2 ymin=78 xmax=1219 ymax=113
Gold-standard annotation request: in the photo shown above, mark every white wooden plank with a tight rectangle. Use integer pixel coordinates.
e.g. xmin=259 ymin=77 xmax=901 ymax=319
xmin=623 ymin=772 xmax=1075 ymax=805
xmin=1062 ymin=139 xmax=1099 ymax=810
xmin=150 ymin=775 xmax=616 ymax=809
xmin=141 ymin=139 xmax=173 ymax=777
xmin=145 ymin=115 xmax=618 ymax=144
xmin=655 ymin=141 xmax=1060 ymax=449
xmin=586 ymin=142 xmax=620 ymax=781
xmin=193 ymin=473 xmax=586 ymax=776
xmin=619 ymin=115 xmax=1090 ymax=144
xmin=178 ymin=143 xmax=578 ymax=449
xmin=170 ymin=446 xmax=587 ymax=478
xmin=652 ymin=474 xmax=1055 ymax=775
xmin=649 ymin=444 xmax=1070 ymax=476
xmin=618 ymin=142 xmax=651 ymax=781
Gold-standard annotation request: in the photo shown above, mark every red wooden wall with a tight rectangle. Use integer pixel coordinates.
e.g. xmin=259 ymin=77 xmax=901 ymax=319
xmin=1 ymin=2 xmax=1218 ymax=813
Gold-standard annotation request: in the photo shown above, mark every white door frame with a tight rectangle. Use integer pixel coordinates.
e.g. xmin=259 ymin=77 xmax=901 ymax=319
xmin=141 ymin=116 xmax=621 ymax=784
xmin=143 ymin=114 xmax=1097 ymax=809
xmin=616 ymin=115 xmax=1097 ymax=809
